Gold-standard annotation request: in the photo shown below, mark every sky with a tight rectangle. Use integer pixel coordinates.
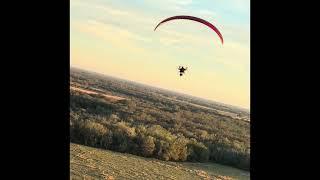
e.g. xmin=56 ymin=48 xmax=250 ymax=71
xmin=71 ymin=0 xmax=250 ymax=109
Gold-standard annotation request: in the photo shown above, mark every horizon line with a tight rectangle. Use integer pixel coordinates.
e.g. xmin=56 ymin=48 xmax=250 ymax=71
xmin=70 ymin=66 xmax=250 ymax=111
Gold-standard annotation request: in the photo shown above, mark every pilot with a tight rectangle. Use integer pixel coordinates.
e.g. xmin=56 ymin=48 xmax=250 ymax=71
xmin=178 ymin=66 xmax=187 ymax=76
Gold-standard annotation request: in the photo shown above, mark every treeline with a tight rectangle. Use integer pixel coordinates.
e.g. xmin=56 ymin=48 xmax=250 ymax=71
xmin=70 ymin=115 xmax=249 ymax=169
xmin=70 ymin=89 xmax=249 ymax=170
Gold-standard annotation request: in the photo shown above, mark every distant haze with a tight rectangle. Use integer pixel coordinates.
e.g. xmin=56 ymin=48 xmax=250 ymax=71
xmin=71 ymin=0 xmax=250 ymax=109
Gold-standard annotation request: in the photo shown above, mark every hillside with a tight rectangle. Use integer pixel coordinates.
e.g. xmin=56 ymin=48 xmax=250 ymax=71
xmin=71 ymin=143 xmax=250 ymax=180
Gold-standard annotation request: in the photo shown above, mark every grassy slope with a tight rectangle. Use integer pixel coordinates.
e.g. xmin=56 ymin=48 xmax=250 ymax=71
xmin=70 ymin=143 xmax=249 ymax=180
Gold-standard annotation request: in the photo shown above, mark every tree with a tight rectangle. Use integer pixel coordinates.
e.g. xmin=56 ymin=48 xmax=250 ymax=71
xmin=187 ymin=140 xmax=209 ymax=162
xmin=155 ymin=140 xmax=170 ymax=161
xmin=169 ymin=137 xmax=188 ymax=161
xmin=140 ymin=135 xmax=155 ymax=157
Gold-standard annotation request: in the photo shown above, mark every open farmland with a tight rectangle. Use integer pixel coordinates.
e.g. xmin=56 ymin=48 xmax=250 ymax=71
xmin=71 ymin=143 xmax=249 ymax=180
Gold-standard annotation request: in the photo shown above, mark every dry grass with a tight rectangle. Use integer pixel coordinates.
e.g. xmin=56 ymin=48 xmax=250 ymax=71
xmin=70 ymin=143 xmax=249 ymax=180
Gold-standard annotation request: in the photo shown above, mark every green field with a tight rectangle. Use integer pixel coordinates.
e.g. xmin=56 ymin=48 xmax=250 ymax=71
xmin=71 ymin=143 xmax=249 ymax=180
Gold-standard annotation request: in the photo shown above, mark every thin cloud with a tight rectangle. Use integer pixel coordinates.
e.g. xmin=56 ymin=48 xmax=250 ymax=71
xmin=95 ymin=5 xmax=130 ymax=16
xmin=198 ymin=9 xmax=218 ymax=17
xmin=230 ymin=0 xmax=250 ymax=12
xmin=90 ymin=20 xmax=151 ymax=42
xmin=159 ymin=37 xmax=181 ymax=46
xmin=148 ymin=0 xmax=193 ymax=6
xmin=174 ymin=0 xmax=193 ymax=5
xmin=143 ymin=0 xmax=193 ymax=12
xmin=94 ymin=4 xmax=154 ymax=24
xmin=73 ymin=20 xmax=150 ymax=54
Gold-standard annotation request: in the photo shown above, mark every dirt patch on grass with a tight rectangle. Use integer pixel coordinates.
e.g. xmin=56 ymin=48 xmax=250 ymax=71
xmin=70 ymin=86 xmax=126 ymax=102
